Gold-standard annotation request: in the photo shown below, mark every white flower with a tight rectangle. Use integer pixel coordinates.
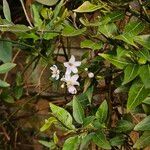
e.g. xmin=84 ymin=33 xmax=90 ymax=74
xmin=68 ymin=85 xmax=77 ymax=94
xmin=61 ymin=74 xmax=79 ymax=94
xmin=64 ymin=55 xmax=81 ymax=74
xmin=50 ymin=65 xmax=60 ymax=80
xmin=88 ymin=72 xmax=94 ymax=78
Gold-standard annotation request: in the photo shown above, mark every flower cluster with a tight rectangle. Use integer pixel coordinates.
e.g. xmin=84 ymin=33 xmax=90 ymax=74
xmin=50 ymin=55 xmax=94 ymax=94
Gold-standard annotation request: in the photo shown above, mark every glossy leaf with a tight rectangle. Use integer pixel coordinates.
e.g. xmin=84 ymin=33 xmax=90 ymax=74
xmin=134 ymin=115 xmax=150 ymax=131
xmin=83 ymin=116 xmax=95 ymax=127
xmin=85 ymin=86 xmax=94 ymax=104
xmin=139 ymin=65 xmax=150 ymax=89
xmin=92 ymin=131 xmax=111 ymax=149
xmin=63 ymin=136 xmax=79 ymax=150
xmin=135 ymin=49 xmax=150 ymax=62
xmin=127 ymin=81 xmax=150 ymax=110
xmin=115 ymin=34 xmax=136 ymax=47
xmin=50 ymin=103 xmax=75 ymax=130
xmin=124 ymin=21 xmax=144 ymax=35
xmin=133 ymin=131 xmax=150 ymax=149
xmin=99 ymin=53 xmax=131 ymax=69
xmin=0 ymin=41 xmax=12 ymax=63
xmin=134 ymin=35 xmax=150 ymax=50
xmin=3 ymin=0 xmax=11 ymax=22
xmin=80 ymin=133 xmax=94 ymax=150
xmin=35 ymin=0 xmax=59 ymax=6
xmin=32 ymin=4 xmax=43 ymax=27
xmin=115 ymin=120 xmax=134 ymax=132
xmin=81 ymin=40 xmax=102 ymax=50
xmin=73 ymin=96 xmax=85 ymax=124
xmin=96 ymin=100 xmax=108 ymax=123
xmin=1 ymin=93 xmax=14 ymax=103
xmin=38 ymin=140 xmax=56 ymax=149
xmin=62 ymin=25 xmax=86 ymax=37
xmin=14 ymin=86 xmax=23 ymax=100
xmin=40 ymin=117 xmax=57 ymax=132
xmin=122 ymin=64 xmax=139 ymax=85
xmin=0 ymin=79 xmax=10 ymax=87
xmin=0 ymin=24 xmax=30 ymax=32
xmin=0 ymin=63 xmax=16 ymax=74
xmin=74 ymin=1 xmax=105 ymax=13
xmin=110 ymin=135 xmax=125 ymax=146
xmin=43 ymin=33 xmax=59 ymax=40
xmin=98 ymin=23 xmax=117 ymax=37
xmin=115 ymin=21 xmax=144 ymax=46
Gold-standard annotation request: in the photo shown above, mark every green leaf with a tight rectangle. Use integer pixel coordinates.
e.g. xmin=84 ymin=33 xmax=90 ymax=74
xmin=62 ymin=136 xmax=79 ymax=150
xmin=115 ymin=21 xmax=144 ymax=47
xmin=3 ymin=0 xmax=11 ymax=22
xmin=139 ymin=65 xmax=150 ymax=89
xmin=1 ymin=93 xmax=14 ymax=103
xmin=124 ymin=21 xmax=144 ymax=35
xmin=110 ymin=135 xmax=125 ymax=146
xmin=50 ymin=103 xmax=75 ymax=130
xmin=96 ymin=100 xmax=108 ymax=123
xmin=83 ymin=116 xmax=95 ymax=127
xmin=38 ymin=140 xmax=56 ymax=149
xmin=133 ymin=131 xmax=150 ymax=149
xmin=92 ymin=131 xmax=111 ymax=149
xmin=127 ymin=81 xmax=150 ymax=110
xmin=43 ymin=33 xmax=59 ymax=40
xmin=116 ymin=46 xmax=129 ymax=59
xmin=40 ymin=117 xmax=57 ymax=132
xmin=122 ymin=64 xmax=139 ymax=85
xmin=73 ymin=96 xmax=85 ymax=124
xmin=80 ymin=133 xmax=95 ymax=150
xmin=115 ymin=120 xmax=134 ymax=132
xmin=62 ymin=25 xmax=86 ymax=37
xmin=74 ymin=1 xmax=105 ymax=13
xmin=0 ymin=41 xmax=12 ymax=63
xmin=135 ymin=49 xmax=150 ymax=62
xmin=0 ymin=24 xmax=30 ymax=32
xmin=134 ymin=35 xmax=150 ymax=50
xmin=143 ymin=97 xmax=150 ymax=105
xmin=35 ymin=0 xmax=59 ymax=6
xmin=134 ymin=115 xmax=150 ymax=131
xmin=0 ymin=63 xmax=16 ymax=74
xmin=99 ymin=53 xmax=131 ymax=69
xmin=80 ymin=40 xmax=102 ymax=51
xmin=14 ymin=86 xmax=23 ymax=100
xmin=103 ymin=11 xmax=124 ymax=23
xmin=98 ymin=23 xmax=117 ymax=38
xmin=32 ymin=4 xmax=43 ymax=27
xmin=115 ymin=34 xmax=137 ymax=47
xmin=85 ymin=86 xmax=94 ymax=104
xmin=0 ymin=79 xmax=10 ymax=87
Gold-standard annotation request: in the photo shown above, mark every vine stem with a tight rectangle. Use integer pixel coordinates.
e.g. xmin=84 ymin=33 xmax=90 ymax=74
xmin=19 ymin=0 xmax=33 ymax=28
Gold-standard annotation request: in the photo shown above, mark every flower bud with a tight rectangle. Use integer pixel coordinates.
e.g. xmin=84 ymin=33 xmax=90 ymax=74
xmin=88 ymin=72 xmax=94 ymax=78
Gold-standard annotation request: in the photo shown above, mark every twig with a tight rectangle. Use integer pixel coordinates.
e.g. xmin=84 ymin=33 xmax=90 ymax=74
xmin=138 ymin=0 xmax=150 ymax=20
xmin=19 ymin=0 xmax=33 ymax=27
xmin=0 ymin=125 xmax=10 ymax=141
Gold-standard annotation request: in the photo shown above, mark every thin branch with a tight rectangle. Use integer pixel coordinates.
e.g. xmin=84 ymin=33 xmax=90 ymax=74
xmin=19 ymin=0 xmax=33 ymax=27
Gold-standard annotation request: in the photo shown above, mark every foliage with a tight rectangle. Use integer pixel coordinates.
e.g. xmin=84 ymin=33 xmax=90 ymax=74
xmin=1 ymin=0 xmax=150 ymax=149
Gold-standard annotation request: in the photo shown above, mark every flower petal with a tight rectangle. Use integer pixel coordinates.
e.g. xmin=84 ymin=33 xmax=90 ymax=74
xmin=64 ymin=62 xmax=69 ymax=68
xmin=65 ymin=68 xmax=72 ymax=75
xmin=72 ymin=67 xmax=78 ymax=73
xmin=69 ymin=55 xmax=75 ymax=63
xmin=74 ymin=61 xmax=81 ymax=67
xmin=68 ymin=86 xmax=77 ymax=94
xmin=71 ymin=74 xmax=79 ymax=81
